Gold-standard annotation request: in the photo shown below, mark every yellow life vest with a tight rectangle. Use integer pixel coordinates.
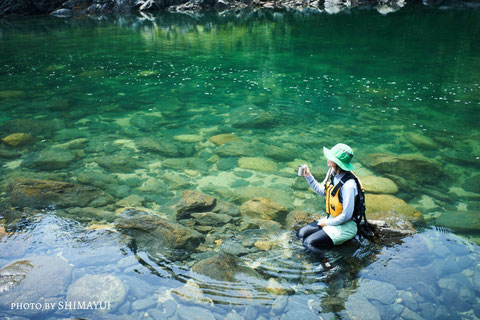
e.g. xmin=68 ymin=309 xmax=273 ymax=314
xmin=325 ymin=172 xmax=364 ymax=218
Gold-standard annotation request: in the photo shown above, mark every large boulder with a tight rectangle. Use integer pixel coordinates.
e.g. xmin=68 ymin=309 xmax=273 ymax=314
xmin=0 ymin=256 xmax=72 ymax=316
xmin=368 ymin=219 xmax=416 ymax=241
xmin=435 ymin=210 xmax=480 ymax=232
xmin=365 ymin=194 xmax=423 ymax=222
xmin=404 ymin=132 xmax=438 ymax=150
xmin=175 ymin=190 xmax=217 ymax=219
xmin=361 ymin=153 xmax=445 ymax=186
xmin=8 ymin=179 xmax=114 ymax=209
xmin=230 ymin=106 xmax=276 ymax=129
xmin=22 ymin=148 xmax=76 ymax=170
xmin=66 ymin=274 xmax=128 ymax=312
xmin=115 ymin=209 xmax=204 ymax=251
xmin=240 ymin=198 xmax=289 ymax=222
xmin=191 ymin=253 xmax=261 ymax=282
xmin=360 ymin=175 xmax=398 ymax=194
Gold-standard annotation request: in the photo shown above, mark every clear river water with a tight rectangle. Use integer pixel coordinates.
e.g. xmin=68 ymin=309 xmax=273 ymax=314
xmin=0 ymin=5 xmax=479 ymax=320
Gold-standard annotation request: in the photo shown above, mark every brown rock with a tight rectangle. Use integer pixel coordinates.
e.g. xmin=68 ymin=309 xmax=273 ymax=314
xmin=208 ymin=134 xmax=240 ymax=145
xmin=191 ymin=253 xmax=261 ymax=282
xmin=240 ymin=198 xmax=288 ymax=222
xmin=239 ymin=218 xmax=282 ymax=231
xmin=361 ymin=153 xmax=445 ymax=185
xmin=365 ymin=194 xmax=423 ymax=222
xmin=175 ymin=190 xmax=217 ymax=219
xmin=0 ymin=226 xmax=6 ymax=238
xmin=8 ymin=179 xmax=114 ymax=209
xmin=360 ymin=175 xmax=398 ymax=194
xmin=2 ymin=133 xmax=35 ymax=147
xmin=285 ymin=210 xmax=322 ymax=230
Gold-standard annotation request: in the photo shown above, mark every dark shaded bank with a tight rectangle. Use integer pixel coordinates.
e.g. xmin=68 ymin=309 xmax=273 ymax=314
xmin=1 ymin=0 xmax=479 ymax=17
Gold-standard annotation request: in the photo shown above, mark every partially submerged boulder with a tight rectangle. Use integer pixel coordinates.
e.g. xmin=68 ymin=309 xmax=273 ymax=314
xmin=8 ymin=178 xmax=114 ymax=209
xmin=176 ymin=190 xmax=217 ymax=219
xmin=115 ymin=209 xmax=204 ymax=251
xmin=365 ymin=194 xmax=423 ymax=222
xmin=191 ymin=252 xmax=261 ymax=282
xmin=0 ymin=256 xmax=72 ymax=316
xmin=240 ymin=198 xmax=288 ymax=222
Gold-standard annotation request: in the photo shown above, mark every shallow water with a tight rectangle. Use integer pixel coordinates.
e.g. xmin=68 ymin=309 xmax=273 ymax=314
xmin=0 ymin=5 xmax=480 ymax=320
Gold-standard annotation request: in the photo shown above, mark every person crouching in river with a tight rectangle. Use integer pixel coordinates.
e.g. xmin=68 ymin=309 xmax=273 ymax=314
xmin=297 ymin=143 xmax=361 ymax=252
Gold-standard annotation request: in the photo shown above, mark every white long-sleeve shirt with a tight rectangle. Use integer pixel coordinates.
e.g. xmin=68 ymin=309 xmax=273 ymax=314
xmin=305 ymin=172 xmax=358 ymax=226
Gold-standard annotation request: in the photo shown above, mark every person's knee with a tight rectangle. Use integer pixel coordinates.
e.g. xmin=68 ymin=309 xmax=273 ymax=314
xmin=297 ymin=227 xmax=307 ymax=239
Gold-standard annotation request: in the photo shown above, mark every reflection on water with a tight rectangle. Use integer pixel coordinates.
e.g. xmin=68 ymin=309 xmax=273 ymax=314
xmin=0 ymin=5 xmax=480 ymax=319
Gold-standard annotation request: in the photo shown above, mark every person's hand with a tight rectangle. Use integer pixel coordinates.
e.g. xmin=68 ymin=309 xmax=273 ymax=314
xmin=303 ymin=165 xmax=311 ymax=177
xmin=317 ymin=220 xmax=327 ymax=227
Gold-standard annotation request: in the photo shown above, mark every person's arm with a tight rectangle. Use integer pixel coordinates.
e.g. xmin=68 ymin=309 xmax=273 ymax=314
xmin=305 ymin=175 xmax=326 ymax=196
xmin=325 ymin=180 xmax=356 ymax=226
xmin=303 ymin=166 xmax=328 ymax=196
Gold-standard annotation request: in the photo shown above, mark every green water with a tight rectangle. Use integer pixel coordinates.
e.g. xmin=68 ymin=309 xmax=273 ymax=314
xmin=0 ymin=6 xmax=480 ymax=320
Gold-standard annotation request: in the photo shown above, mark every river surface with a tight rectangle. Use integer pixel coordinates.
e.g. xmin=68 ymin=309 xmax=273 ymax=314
xmin=0 ymin=5 xmax=479 ymax=320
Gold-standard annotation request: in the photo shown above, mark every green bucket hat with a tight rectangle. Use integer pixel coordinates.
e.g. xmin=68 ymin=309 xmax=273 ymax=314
xmin=323 ymin=143 xmax=355 ymax=171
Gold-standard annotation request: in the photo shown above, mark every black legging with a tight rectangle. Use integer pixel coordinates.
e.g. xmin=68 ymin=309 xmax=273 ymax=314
xmin=297 ymin=221 xmax=334 ymax=252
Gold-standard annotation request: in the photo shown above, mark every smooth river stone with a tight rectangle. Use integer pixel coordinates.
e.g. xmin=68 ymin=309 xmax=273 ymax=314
xmin=238 ymin=157 xmax=278 ymax=172
xmin=173 ymin=134 xmax=203 ymax=143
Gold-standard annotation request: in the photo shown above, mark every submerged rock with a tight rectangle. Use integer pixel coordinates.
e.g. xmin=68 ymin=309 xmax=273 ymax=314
xmin=23 ymin=148 xmax=75 ymax=170
xmin=365 ymin=194 xmax=423 ymax=222
xmin=192 ymin=252 xmax=261 ymax=282
xmin=208 ymin=133 xmax=240 ymax=145
xmin=357 ymin=279 xmax=397 ymax=305
xmin=238 ymin=156 xmax=278 ymax=172
xmin=170 ymin=279 xmax=213 ymax=306
xmin=1 ymin=133 xmax=35 ymax=147
xmin=240 ymin=198 xmax=288 ymax=222
xmin=360 ymin=175 xmax=398 ymax=194
xmin=285 ymin=210 xmax=322 ymax=231
xmin=361 ymin=153 xmax=446 ymax=186
xmin=0 ymin=119 xmax=60 ymax=138
xmin=345 ymin=293 xmax=381 ymax=320
xmin=115 ymin=209 xmax=204 ymax=251
xmin=66 ymin=274 xmax=128 ymax=312
xmin=175 ymin=190 xmax=217 ymax=219
xmin=8 ymin=179 xmax=113 ymax=209
xmin=177 ymin=305 xmax=216 ymax=320
xmin=191 ymin=212 xmax=232 ymax=226
xmin=404 ymin=132 xmax=438 ymax=150
xmin=0 ymin=256 xmax=72 ymax=315
xmin=463 ymin=174 xmax=480 ymax=193
xmin=230 ymin=106 xmax=277 ymax=128
xmin=435 ymin=210 xmax=480 ymax=231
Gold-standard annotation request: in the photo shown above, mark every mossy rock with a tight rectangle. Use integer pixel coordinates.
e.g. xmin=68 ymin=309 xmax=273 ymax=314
xmin=238 ymin=157 xmax=278 ymax=172
xmin=2 ymin=133 xmax=35 ymax=147
xmin=365 ymin=194 xmax=423 ymax=222
xmin=360 ymin=175 xmax=398 ymax=194
xmin=208 ymin=133 xmax=240 ymax=145
xmin=8 ymin=178 xmax=114 ymax=209
xmin=361 ymin=153 xmax=446 ymax=185
xmin=240 ymin=198 xmax=288 ymax=222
